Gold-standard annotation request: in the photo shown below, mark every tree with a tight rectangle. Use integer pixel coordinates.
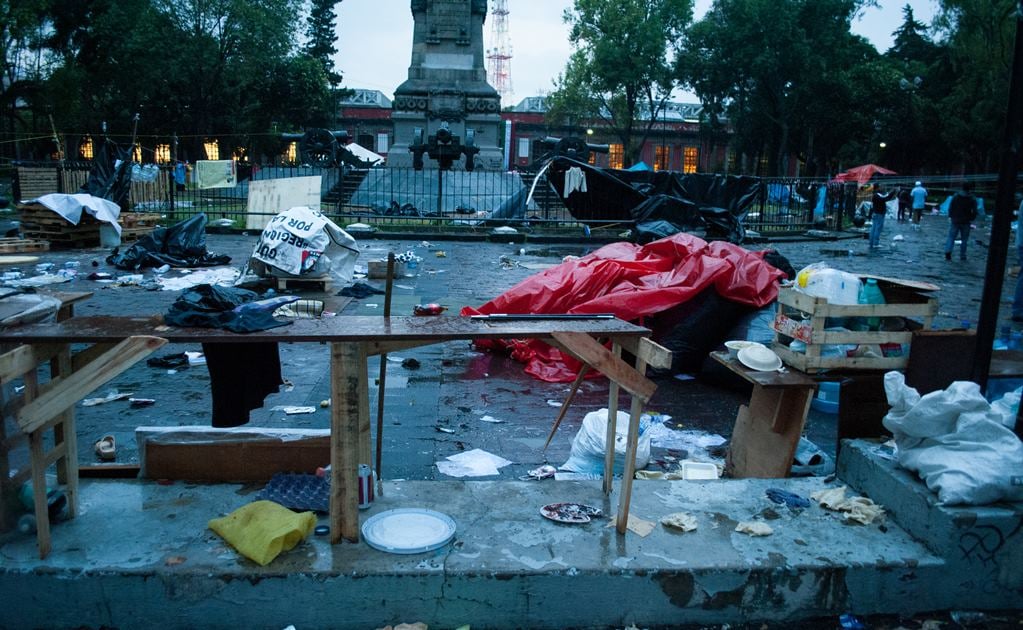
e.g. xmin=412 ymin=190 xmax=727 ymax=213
xmin=933 ymin=0 xmax=1018 ymax=172
xmin=550 ymin=0 xmax=693 ymax=167
xmin=679 ymin=0 xmax=883 ymax=176
xmin=1 ymin=0 xmax=51 ymax=160
xmin=304 ymin=0 xmax=342 ymax=88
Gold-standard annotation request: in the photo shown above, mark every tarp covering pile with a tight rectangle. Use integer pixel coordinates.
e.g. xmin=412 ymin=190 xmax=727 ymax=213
xmin=107 ymin=213 xmax=231 ymax=270
xmin=461 ymin=232 xmax=786 ymax=381
xmin=540 ymin=156 xmax=761 ymax=243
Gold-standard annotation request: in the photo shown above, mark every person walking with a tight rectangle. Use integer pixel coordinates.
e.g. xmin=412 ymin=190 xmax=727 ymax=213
xmin=944 ymin=182 xmax=978 ymax=261
xmin=897 ymin=186 xmax=910 ymax=222
xmin=910 ymin=180 xmax=927 ymax=226
xmin=869 ymin=184 xmax=895 ymax=249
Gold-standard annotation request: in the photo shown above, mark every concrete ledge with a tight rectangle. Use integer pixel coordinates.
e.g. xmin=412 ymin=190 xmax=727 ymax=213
xmin=838 ymin=439 xmax=1023 ymax=607
xmin=1 ymin=477 xmax=946 ymax=628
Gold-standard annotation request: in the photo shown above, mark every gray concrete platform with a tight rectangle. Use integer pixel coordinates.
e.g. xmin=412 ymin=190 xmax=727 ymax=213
xmin=1 ymin=476 xmax=947 ymax=629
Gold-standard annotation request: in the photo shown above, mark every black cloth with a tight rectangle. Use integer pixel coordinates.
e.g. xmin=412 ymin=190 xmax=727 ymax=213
xmin=107 ymin=213 xmax=231 ymax=270
xmin=203 ymin=342 xmax=282 ymax=428
xmin=338 ymin=282 xmax=386 ymax=299
xmin=163 ymin=284 xmax=286 ymax=427
xmin=948 ymin=193 xmax=979 ymax=223
xmin=164 ymin=284 xmax=291 ymax=333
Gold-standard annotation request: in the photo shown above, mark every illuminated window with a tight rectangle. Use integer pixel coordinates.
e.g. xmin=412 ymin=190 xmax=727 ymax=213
xmin=588 ymin=152 xmax=596 ymax=165
xmin=233 ymin=147 xmax=247 ymax=161
xmin=757 ymin=155 xmax=769 ymax=176
xmin=285 ymin=142 xmax=298 ymax=163
xmin=203 ymin=139 xmax=220 ymax=160
xmin=609 ymin=144 xmax=624 ymax=169
xmin=683 ymin=146 xmax=698 ymax=174
xmin=80 ymin=137 xmax=94 ymax=159
xmin=132 ymin=145 xmax=141 ymax=162
xmin=154 ymin=144 xmax=171 ymax=163
xmin=655 ymin=145 xmax=670 ymax=171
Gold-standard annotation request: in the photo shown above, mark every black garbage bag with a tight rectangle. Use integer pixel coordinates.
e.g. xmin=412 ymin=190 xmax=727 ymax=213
xmin=106 ymin=213 xmax=231 ymax=270
xmin=649 ymin=288 xmax=754 ymax=374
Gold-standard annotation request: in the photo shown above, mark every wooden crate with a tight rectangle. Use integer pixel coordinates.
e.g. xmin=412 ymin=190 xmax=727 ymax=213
xmin=0 ymin=237 xmax=50 ymax=254
xmin=771 ymin=278 xmax=938 ymax=373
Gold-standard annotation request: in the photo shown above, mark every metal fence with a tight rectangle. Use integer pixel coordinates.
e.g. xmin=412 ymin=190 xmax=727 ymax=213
xmin=10 ymin=160 xmax=851 ymax=236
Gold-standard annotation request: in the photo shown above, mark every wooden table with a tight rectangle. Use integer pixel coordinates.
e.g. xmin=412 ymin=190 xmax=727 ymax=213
xmin=0 ymin=315 xmax=658 ymax=546
xmin=710 ymin=351 xmax=817 ymax=478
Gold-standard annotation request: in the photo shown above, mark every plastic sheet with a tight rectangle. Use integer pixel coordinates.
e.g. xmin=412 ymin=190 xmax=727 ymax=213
xmin=461 ymin=232 xmax=785 ymax=381
xmin=106 ymin=213 xmax=231 ymax=270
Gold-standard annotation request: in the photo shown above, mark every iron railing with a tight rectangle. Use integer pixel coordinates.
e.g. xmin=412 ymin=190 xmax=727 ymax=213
xmin=8 ymin=160 xmax=855 ymax=237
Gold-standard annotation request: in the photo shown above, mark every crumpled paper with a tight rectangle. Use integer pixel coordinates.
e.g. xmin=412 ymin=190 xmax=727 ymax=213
xmin=660 ymin=512 xmax=698 ymax=532
xmin=735 ymin=521 xmax=773 ymax=536
xmin=811 ymin=486 xmax=885 ymax=525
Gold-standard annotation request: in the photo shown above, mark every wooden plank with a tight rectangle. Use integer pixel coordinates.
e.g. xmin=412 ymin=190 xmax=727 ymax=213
xmin=550 ymin=331 xmax=656 ymax=403
xmin=616 ymin=353 xmax=648 ymax=535
xmin=616 ymin=337 xmax=673 ymax=371
xmin=543 ymin=364 xmax=590 ymax=451
xmin=29 ymin=431 xmax=51 ymax=558
xmin=17 ymin=336 xmax=167 ymax=435
xmin=726 ymin=385 xmax=813 ymax=479
xmin=52 ymin=346 xmax=77 ymax=518
xmin=245 ymin=176 xmax=322 ymax=230
xmin=603 ymin=342 xmax=621 ymax=495
xmin=71 ymin=342 xmax=117 ymax=373
xmin=365 ymin=339 xmax=435 ymax=356
xmin=0 ymin=343 xmax=63 ymax=383
xmin=330 ymin=342 xmax=364 ymax=544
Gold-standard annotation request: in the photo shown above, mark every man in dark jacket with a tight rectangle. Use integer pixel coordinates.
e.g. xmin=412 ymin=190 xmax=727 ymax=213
xmin=945 ymin=182 xmax=979 ymax=261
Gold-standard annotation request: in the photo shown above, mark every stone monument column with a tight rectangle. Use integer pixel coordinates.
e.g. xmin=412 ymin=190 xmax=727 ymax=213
xmin=388 ymin=0 xmax=504 ymax=170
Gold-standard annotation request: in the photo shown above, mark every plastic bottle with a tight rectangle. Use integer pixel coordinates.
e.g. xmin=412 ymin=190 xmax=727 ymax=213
xmin=857 ymin=278 xmax=885 ymax=330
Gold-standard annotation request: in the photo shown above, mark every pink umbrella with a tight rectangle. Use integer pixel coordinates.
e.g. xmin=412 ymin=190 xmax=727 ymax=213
xmin=833 ymin=164 xmax=897 ymax=185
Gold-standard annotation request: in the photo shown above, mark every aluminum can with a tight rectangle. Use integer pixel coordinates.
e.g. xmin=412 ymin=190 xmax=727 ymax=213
xmin=358 ymin=464 xmax=375 ymax=509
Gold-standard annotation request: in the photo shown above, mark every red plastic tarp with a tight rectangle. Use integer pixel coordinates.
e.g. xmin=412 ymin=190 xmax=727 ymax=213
xmin=460 ymin=232 xmax=785 ymax=382
xmin=832 ymin=164 xmax=897 ymax=185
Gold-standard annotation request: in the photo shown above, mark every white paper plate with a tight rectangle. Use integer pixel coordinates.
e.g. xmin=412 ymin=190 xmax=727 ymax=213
xmin=361 ymin=508 xmax=456 ymax=554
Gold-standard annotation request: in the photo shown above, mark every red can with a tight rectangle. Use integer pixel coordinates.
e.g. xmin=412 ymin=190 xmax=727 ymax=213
xmin=413 ymin=303 xmax=447 ymax=316
xmin=358 ymin=464 xmax=375 ymax=509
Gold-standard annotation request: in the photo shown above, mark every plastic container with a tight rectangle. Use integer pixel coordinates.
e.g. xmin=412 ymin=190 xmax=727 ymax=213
xmin=796 ymin=266 xmax=862 ymax=305
xmin=811 ymin=381 xmax=841 ymax=414
xmin=857 ymin=278 xmax=885 ymax=330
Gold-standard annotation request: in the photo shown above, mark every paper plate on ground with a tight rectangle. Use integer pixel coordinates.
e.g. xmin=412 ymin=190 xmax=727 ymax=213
xmin=540 ymin=502 xmax=603 ymax=524
xmin=361 ymin=508 xmax=456 ymax=554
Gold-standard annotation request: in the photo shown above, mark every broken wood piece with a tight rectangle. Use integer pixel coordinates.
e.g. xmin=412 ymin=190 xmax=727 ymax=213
xmin=542 ymin=364 xmax=591 ymax=451
xmin=17 ymin=336 xmax=167 ymax=435
xmin=550 ymin=331 xmax=656 ymax=403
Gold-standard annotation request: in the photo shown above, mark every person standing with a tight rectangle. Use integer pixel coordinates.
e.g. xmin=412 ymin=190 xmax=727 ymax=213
xmin=944 ymin=182 xmax=978 ymax=261
xmin=897 ymin=186 xmax=910 ymax=221
xmin=910 ymin=180 xmax=927 ymax=226
xmin=869 ymin=184 xmax=895 ymax=249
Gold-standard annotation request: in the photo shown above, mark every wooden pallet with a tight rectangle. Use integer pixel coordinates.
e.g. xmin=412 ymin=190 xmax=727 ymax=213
xmin=272 ymin=276 xmax=332 ymax=293
xmin=0 ymin=238 xmax=50 ymax=254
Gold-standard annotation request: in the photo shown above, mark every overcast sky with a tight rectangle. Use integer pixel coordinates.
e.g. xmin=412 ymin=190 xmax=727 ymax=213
xmin=336 ymin=0 xmax=938 ymax=105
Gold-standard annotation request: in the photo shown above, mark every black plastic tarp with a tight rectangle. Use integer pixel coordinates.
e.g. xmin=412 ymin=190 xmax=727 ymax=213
xmin=106 ymin=213 xmax=231 ymax=270
xmin=542 ymin=156 xmax=761 ymax=243
xmin=80 ymin=139 xmax=133 ymax=210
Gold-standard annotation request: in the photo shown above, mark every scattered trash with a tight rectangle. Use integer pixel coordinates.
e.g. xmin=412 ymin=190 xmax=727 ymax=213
xmin=387 ymin=356 xmax=405 ymax=363
xmin=479 ymin=415 xmax=503 ymax=423
xmin=413 ymin=303 xmax=447 ymax=316
xmin=153 ymin=264 xmax=171 ymax=274
xmin=93 ymin=434 xmax=116 ymax=460
xmin=185 ymin=351 xmax=206 ymax=366
xmin=362 ymin=508 xmax=456 ymax=555
xmin=319 ymin=399 xmax=331 ymax=408
xmin=87 ymin=272 xmax=113 ymax=281
xmin=401 ymin=358 xmax=421 ymax=369
xmin=519 ymin=464 xmax=556 ymax=480
xmin=436 ymin=426 xmax=455 ymax=434
xmin=660 ymin=512 xmax=698 ymax=532
xmin=338 ymin=282 xmax=385 ymax=299
xmin=546 ymin=399 xmax=562 ymax=407
xmin=766 ymin=488 xmax=811 ymax=509
xmin=949 ymin=611 xmax=987 ymax=626
xmin=207 ymin=500 xmax=316 ymax=566
xmin=272 ymin=406 xmax=317 ymax=415
xmin=435 ymin=251 xmax=447 ymax=258
xmin=606 ymin=512 xmax=655 ymax=537
xmin=147 ymin=352 xmax=189 ymax=369
xmin=811 ymin=486 xmax=885 ymax=524
xmin=157 ymin=267 xmax=239 ymax=291
xmin=435 ymin=448 xmax=512 ymax=477
xmin=114 ymin=274 xmax=144 ymax=286
xmin=82 ymin=390 xmax=134 ymax=406
xmin=540 ymin=502 xmax=602 ymax=524
xmin=839 ymin=613 xmax=866 ymax=629
xmin=791 ymin=437 xmax=834 ymax=477
xmin=314 ymin=525 xmax=329 ymax=536
xmin=735 ymin=521 xmax=774 ymax=536
xmin=561 ymin=408 xmax=652 ymax=475
xmin=283 ymin=379 xmax=294 ymax=392
xmin=679 ymin=460 xmax=720 ymax=480
xmin=129 ymin=398 xmax=156 ymax=408
xmin=259 ymin=472 xmax=329 ymax=512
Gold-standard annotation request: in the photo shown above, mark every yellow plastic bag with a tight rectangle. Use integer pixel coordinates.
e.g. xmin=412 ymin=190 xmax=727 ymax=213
xmin=208 ymin=500 xmax=316 ymax=566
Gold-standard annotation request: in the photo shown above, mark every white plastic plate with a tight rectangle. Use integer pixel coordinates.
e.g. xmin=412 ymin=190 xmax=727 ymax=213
xmin=361 ymin=508 xmax=457 ymax=554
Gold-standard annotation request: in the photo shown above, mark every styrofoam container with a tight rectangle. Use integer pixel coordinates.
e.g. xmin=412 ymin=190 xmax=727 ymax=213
xmin=680 ymin=461 xmax=720 ymax=480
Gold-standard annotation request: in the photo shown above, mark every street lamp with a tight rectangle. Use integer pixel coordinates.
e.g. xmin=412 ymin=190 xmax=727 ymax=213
xmin=879 ymin=142 xmax=887 ymax=149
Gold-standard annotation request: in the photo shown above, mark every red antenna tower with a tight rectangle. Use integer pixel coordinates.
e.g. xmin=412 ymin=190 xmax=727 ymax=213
xmin=487 ymin=0 xmax=513 ymax=105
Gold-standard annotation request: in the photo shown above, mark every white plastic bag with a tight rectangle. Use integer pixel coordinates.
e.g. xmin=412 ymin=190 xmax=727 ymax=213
xmin=560 ymin=408 xmax=651 ymax=475
xmin=882 ymin=372 xmax=1023 ymax=505
xmin=251 ymin=206 xmax=358 ymax=281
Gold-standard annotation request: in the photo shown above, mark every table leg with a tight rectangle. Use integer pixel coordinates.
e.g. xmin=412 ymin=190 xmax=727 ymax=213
xmin=603 ymin=342 xmax=622 ymax=495
xmin=616 ymin=354 xmax=647 ymax=534
xmin=51 ymin=345 xmax=77 ymax=519
xmin=330 ymin=341 xmax=367 ymax=544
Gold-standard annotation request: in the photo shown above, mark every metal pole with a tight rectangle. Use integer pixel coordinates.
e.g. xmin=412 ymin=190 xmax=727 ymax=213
xmin=437 ymin=167 xmax=444 ymax=215
xmin=973 ymin=1 xmax=1023 ymax=437
xmin=375 ymin=252 xmax=396 ymax=491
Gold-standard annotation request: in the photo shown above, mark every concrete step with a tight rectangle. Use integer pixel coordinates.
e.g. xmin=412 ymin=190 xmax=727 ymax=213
xmin=0 ymin=477 xmax=945 ymax=629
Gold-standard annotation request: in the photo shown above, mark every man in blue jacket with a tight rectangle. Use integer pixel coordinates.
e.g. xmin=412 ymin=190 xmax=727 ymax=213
xmin=944 ymin=182 xmax=978 ymax=261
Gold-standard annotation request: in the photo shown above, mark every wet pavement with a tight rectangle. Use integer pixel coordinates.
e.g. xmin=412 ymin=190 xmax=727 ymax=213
xmin=4 ymin=210 xmax=1016 ymax=482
